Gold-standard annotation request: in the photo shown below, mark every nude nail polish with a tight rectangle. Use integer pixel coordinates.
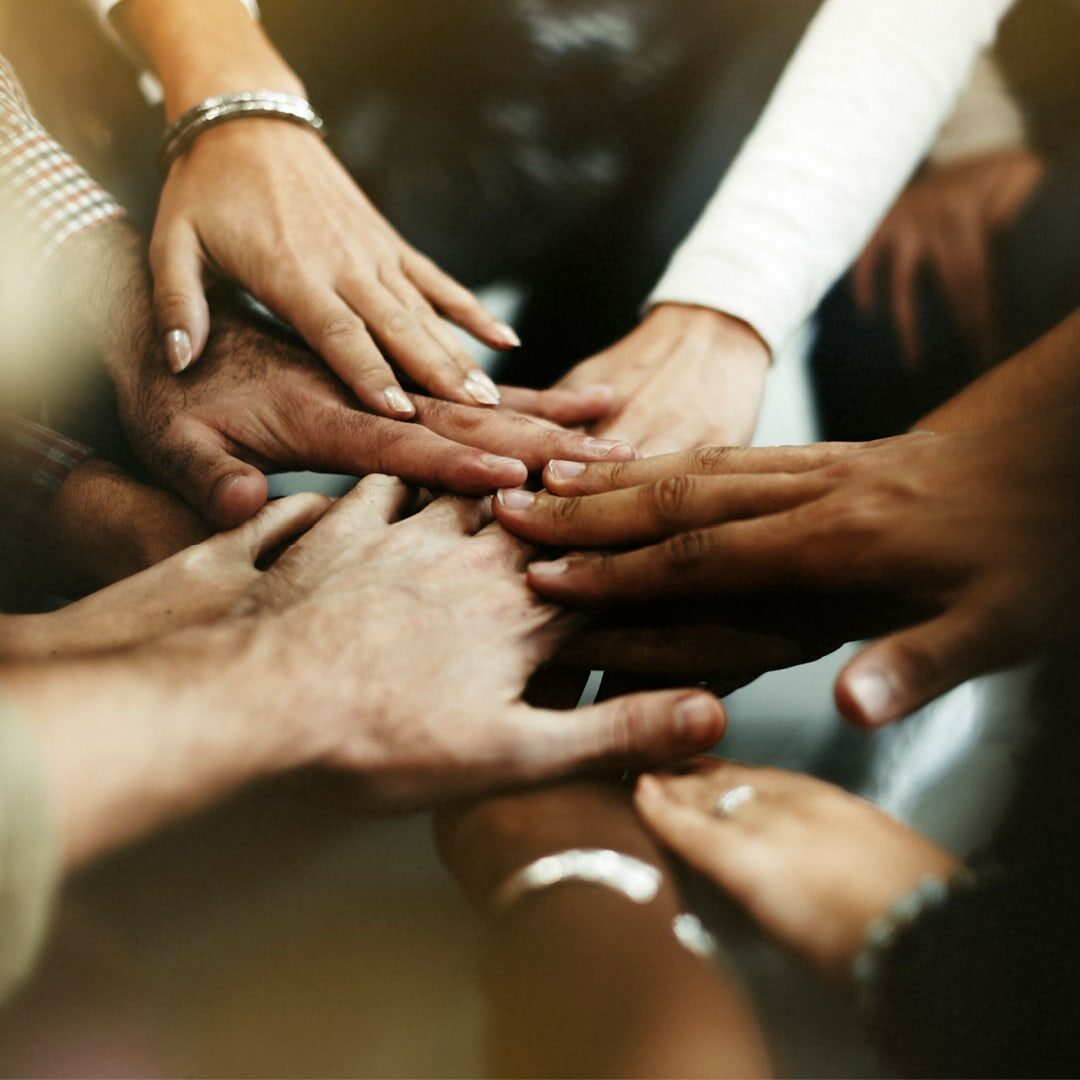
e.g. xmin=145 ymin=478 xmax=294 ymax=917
xmin=384 ymin=386 xmax=415 ymax=415
xmin=165 ymin=329 xmax=193 ymax=373
xmin=465 ymin=370 xmax=501 ymax=406
xmin=493 ymin=322 xmax=522 ymax=348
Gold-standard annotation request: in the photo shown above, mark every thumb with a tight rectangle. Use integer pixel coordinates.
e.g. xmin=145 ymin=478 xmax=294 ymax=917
xmin=151 ymin=227 xmax=210 ymax=374
xmin=836 ymin=610 xmax=990 ymax=727
xmin=516 ymin=690 xmax=726 ymax=781
xmin=233 ymin=492 xmax=333 ymax=564
xmin=151 ymin=420 xmax=269 ymax=529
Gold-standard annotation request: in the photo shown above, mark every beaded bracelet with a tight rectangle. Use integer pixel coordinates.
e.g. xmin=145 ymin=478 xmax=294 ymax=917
xmin=159 ymin=90 xmax=326 ymax=169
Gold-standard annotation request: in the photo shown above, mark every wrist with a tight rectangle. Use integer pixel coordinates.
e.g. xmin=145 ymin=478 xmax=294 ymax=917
xmin=649 ymin=303 xmax=770 ymax=365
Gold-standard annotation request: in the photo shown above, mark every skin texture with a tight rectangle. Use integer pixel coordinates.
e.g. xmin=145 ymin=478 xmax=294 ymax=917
xmin=498 ymin=408 xmax=1080 ymax=726
xmin=118 ymin=0 xmax=518 ymax=411
xmin=853 ymin=150 xmax=1045 ymax=366
xmin=635 ymin=759 xmax=960 ymax=979
xmin=555 ymin=304 xmax=771 ymax=455
xmin=5 ymin=476 xmax=727 ymax=871
xmin=436 ymin=782 xmax=772 ymax=1078
xmin=0 ymin=492 xmax=330 ymax=661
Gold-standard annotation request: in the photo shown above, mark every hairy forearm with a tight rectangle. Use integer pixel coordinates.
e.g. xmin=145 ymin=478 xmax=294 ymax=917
xmin=114 ymin=0 xmax=304 ymax=119
xmin=920 ymin=308 xmax=1080 ymax=432
xmin=0 ymin=620 xmax=298 ymax=872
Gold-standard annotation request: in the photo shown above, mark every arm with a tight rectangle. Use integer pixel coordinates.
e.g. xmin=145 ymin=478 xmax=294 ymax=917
xmin=436 ymin=783 xmax=771 ymax=1078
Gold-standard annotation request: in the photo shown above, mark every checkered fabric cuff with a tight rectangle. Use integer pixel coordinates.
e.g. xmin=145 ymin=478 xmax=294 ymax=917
xmin=0 ymin=56 xmax=126 ymax=271
xmin=0 ymin=415 xmax=93 ymax=549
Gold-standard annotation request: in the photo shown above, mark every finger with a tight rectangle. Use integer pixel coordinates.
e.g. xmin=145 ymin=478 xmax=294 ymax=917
xmin=852 ymin=226 xmax=890 ymax=314
xmin=509 ymin=690 xmax=726 ymax=782
xmin=407 ymin=493 xmax=494 ymax=536
xmin=890 ymin=235 xmax=923 ymax=367
xmin=337 ymin=473 xmax=420 ymax=526
xmin=150 ymin=226 xmax=210 ymax=373
xmin=412 ymin=397 xmax=635 ymax=472
xmin=473 ymin=520 xmax=539 ymax=572
xmin=150 ymin=419 xmax=270 ymax=529
xmin=280 ymin=285 xmax=417 ymax=419
xmin=835 ymin=607 xmax=999 ymax=728
xmin=401 ymin=248 xmax=520 ymax=351
xmin=495 ymin=472 xmax=820 ymax=548
xmin=526 ymin=513 xmax=812 ymax=603
xmin=304 ymin=406 xmax=530 ymax=493
xmin=360 ymin=272 xmax=500 ymax=407
xmin=931 ymin=225 xmax=995 ymax=361
xmin=235 ymin=492 xmax=333 ymax=562
xmin=543 ymin=442 xmax=864 ymax=495
xmin=497 ymin=384 xmax=616 ymax=425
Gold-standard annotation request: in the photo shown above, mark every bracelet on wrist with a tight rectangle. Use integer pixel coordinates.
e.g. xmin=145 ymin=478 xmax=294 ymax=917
xmin=160 ymin=90 xmax=326 ymax=169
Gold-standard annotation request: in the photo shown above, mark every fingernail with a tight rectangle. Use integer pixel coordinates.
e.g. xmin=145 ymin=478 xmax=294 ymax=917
xmin=847 ymin=668 xmax=897 ymax=725
xmin=673 ymin=695 xmax=720 ymax=743
xmin=496 ymin=488 xmax=535 ymax=510
xmin=547 ymin=459 xmax=586 ymax=479
xmin=384 ymin=386 xmax=415 ymax=416
xmin=493 ymin=321 xmax=522 ymax=348
xmin=465 ymin=370 xmax=501 ymax=406
xmin=586 ymin=437 xmax=634 ymax=458
xmin=636 ymin=774 xmax=664 ymax=800
xmin=581 ymin=384 xmax=614 ymax=398
xmin=529 ymin=558 xmax=570 ymax=578
xmin=481 ymin=454 xmax=528 ymax=481
xmin=165 ymin=329 xmax=193 ymax=373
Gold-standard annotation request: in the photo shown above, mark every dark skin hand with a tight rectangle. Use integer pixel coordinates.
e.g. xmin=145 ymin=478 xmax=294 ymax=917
xmin=495 ymin=410 xmax=1080 ymax=727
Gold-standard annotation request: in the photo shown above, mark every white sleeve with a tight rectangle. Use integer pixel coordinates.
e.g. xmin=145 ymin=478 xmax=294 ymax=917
xmin=647 ymin=0 xmax=1016 ymax=355
xmin=81 ymin=0 xmax=261 ymax=106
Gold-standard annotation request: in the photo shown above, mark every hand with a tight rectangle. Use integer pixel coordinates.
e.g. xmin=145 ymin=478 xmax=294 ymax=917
xmin=853 ymin=151 xmax=1045 ymax=365
xmin=635 ymin=759 xmax=960 ymax=978
xmin=555 ymin=304 xmax=770 ymax=455
xmin=152 ymin=120 xmax=520 ymax=414
xmin=44 ymin=458 xmax=210 ymax=591
xmin=234 ymin=476 xmax=727 ymax=810
xmin=499 ymin=415 xmax=1080 ymax=726
xmin=8 ymin=492 xmax=329 ymax=660
xmin=114 ymin=298 xmax=633 ymax=529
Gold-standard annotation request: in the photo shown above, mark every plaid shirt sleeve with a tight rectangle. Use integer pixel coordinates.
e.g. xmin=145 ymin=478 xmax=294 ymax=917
xmin=0 ymin=415 xmax=92 ymax=553
xmin=0 ymin=54 xmax=126 ymax=270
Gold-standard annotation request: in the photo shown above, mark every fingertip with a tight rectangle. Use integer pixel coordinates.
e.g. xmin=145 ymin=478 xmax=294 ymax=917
xmin=673 ymin=692 xmax=726 ymax=749
xmin=384 ymin=386 xmax=417 ymax=417
xmin=635 ymin=774 xmax=665 ymax=804
xmin=835 ymin=665 xmax=900 ymax=728
xmin=480 ymin=454 xmax=528 ymax=488
xmin=543 ymin=459 xmax=587 ymax=489
xmin=210 ymin=471 xmax=269 ymax=529
xmin=164 ymin=329 xmax=194 ymax=374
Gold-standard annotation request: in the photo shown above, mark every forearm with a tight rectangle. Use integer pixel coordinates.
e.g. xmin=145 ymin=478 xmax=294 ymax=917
xmin=0 ymin=620 xmax=296 ymax=871
xmin=113 ymin=0 xmax=304 ymax=120
xmin=919 ymin=308 xmax=1080 ymax=431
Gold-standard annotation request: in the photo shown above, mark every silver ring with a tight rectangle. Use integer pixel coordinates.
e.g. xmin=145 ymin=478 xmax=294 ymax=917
xmin=713 ymin=784 xmax=756 ymax=819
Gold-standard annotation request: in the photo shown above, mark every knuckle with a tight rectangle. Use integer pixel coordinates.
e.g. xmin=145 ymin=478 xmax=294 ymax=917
xmin=608 ymin=697 xmax=648 ymax=759
xmin=384 ymin=310 xmax=415 ymax=338
xmin=692 ymin=446 xmax=735 ymax=474
xmin=659 ymin=528 xmax=710 ymax=569
xmin=155 ymin=286 xmax=193 ymax=316
xmin=319 ymin=314 xmax=363 ymax=348
xmin=649 ymin=473 xmax=695 ymax=525
xmin=547 ymin=494 xmax=583 ymax=527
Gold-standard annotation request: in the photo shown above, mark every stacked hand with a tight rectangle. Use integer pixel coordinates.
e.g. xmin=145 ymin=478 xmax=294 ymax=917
xmin=495 ymin=413 xmax=1080 ymax=725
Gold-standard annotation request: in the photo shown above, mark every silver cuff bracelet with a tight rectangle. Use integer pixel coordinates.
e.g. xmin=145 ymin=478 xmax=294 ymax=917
xmin=160 ymin=90 xmax=326 ymax=168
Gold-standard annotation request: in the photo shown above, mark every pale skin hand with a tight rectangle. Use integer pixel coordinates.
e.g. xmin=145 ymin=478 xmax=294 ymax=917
xmin=117 ymin=0 xmax=519 ymax=413
xmin=853 ymin=150 xmax=1045 ymax=366
xmin=497 ymin=409 xmax=1080 ymax=726
xmin=635 ymin=759 xmax=960 ymax=979
xmin=555 ymin=304 xmax=770 ymax=455
xmin=0 ymin=492 xmax=330 ymax=662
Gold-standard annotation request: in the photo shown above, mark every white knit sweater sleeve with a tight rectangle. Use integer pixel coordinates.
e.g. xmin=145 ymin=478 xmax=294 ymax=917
xmin=647 ymin=0 xmax=1016 ymax=354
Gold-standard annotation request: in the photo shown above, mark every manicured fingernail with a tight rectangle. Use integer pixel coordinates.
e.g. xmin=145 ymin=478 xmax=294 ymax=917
xmin=674 ymin=695 xmax=720 ymax=743
xmin=496 ymin=488 xmax=535 ymax=510
xmin=165 ymin=329 xmax=192 ymax=373
xmin=635 ymin=775 xmax=663 ymax=802
xmin=847 ymin=669 xmax=897 ymax=725
xmin=384 ymin=386 xmax=415 ymax=415
xmin=547 ymin=459 xmax=586 ymax=479
xmin=586 ymin=437 xmax=634 ymax=458
xmin=529 ymin=558 xmax=570 ymax=578
xmin=481 ymin=454 xmax=528 ymax=480
xmin=493 ymin=321 xmax=522 ymax=348
xmin=465 ymin=370 xmax=501 ymax=406
xmin=581 ymin=384 xmax=615 ymax=401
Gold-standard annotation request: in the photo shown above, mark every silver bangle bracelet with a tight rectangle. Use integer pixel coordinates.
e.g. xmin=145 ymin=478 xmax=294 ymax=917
xmin=160 ymin=90 xmax=326 ymax=168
